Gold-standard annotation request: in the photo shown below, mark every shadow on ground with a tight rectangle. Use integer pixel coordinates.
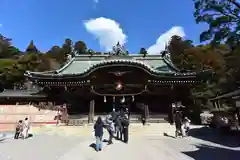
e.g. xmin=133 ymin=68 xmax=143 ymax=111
xmin=182 ymin=144 xmax=240 ymax=160
xmin=188 ymin=127 xmax=240 ymax=148
xmin=89 ymin=143 xmax=96 ymax=151
xmin=163 ymin=132 xmax=175 ymax=139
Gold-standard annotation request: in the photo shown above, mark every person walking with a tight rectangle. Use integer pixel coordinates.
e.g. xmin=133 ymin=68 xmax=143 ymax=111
xmin=122 ymin=113 xmax=130 ymax=143
xmin=94 ymin=117 xmax=104 ymax=152
xmin=182 ymin=116 xmax=191 ymax=136
xmin=55 ymin=108 xmax=62 ymax=126
xmin=22 ymin=117 xmax=30 ymax=139
xmin=115 ymin=114 xmax=123 ymax=140
xmin=174 ymin=111 xmax=183 ymax=138
xmin=14 ymin=120 xmax=23 ymax=139
xmin=111 ymin=108 xmax=117 ymax=122
xmin=106 ymin=115 xmax=115 ymax=144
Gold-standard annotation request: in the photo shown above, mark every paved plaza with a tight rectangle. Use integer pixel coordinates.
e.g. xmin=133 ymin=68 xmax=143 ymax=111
xmin=0 ymin=124 xmax=239 ymax=160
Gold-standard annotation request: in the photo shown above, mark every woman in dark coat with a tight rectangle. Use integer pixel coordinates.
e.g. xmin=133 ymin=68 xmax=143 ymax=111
xmin=94 ymin=117 xmax=104 ymax=151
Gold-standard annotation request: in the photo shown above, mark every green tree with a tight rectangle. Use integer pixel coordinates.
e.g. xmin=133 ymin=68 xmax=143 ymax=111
xmin=167 ymin=35 xmax=194 ymax=69
xmin=74 ymin=41 xmax=87 ymax=54
xmin=193 ymin=0 xmax=240 ymax=47
xmin=46 ymin=45 xmax=65 ymax=64
xmin=0 ymin=34 xmax=11 ymax=53
xmin=139 ymin=48 xmax=147 ymax=57
xmin=0 ymin=34 xmax=20 ymax=58
xmin=62 ymin=38 xmax=73 ymax=55
xmin=26 ymin=40 xmax=38 ymax=53
xmin=167 ymin=36 xmax=225 ymax=73
xmin=167 ymin=35 xmax=226 ymax=108
xmin=222 ymin=45 xmax=240 ymax=91
xmin=87 ymin=49 xmax=95 ymax=56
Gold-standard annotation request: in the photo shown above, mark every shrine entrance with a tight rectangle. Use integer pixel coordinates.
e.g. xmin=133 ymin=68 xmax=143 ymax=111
xmin=92 ymin=94 xmax=172 ymax=114
xmin=94 ymin=96 xmax=139 ymax=114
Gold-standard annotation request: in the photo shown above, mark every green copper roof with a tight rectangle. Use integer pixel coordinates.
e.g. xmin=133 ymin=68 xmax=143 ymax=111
xmin=26 ymin=54 xmax=213 ymax=79
xmin=56 ymin=54 xmax=178 ymax=75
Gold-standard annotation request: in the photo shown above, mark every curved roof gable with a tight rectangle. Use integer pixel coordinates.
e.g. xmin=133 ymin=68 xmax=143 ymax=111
xmin=25 ymin=54 xmax=212 ymax=79
xmin=56 ymin=54 xmax=178 ymax=75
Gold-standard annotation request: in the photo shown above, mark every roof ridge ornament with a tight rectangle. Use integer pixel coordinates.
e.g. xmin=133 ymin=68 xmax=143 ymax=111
xmin=109 ymin=42 xmax=127 ymax=56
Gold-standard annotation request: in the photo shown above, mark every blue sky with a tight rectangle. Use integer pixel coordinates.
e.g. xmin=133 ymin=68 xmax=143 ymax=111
xmin=0 ymin=0 xmax=207 ymax=54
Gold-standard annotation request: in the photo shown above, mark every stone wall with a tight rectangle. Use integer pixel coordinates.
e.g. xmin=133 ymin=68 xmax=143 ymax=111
xmin=0 ymin=105 xmax=57 ymax=124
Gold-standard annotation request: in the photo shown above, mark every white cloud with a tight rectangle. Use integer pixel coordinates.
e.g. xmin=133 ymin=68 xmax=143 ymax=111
xmin=84 ymin=17 xmax=127 ymax=51
xmin=0 ymin=24 xmax=2 ymax=27
xmin=93 ymin=0 xmax=99 ymax=8
xmin=147 ymin=26 xmax=185 ymax=55
xmin=93 ymin=0 xmax=99 ymax=4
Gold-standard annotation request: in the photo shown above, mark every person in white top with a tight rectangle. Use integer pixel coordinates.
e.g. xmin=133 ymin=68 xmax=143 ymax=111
xmin=22 ymin=117 xmax=30 ymax=139
xmin=105 ymin=115 xmax=115 ymax=144
xmin=56 ymin=108 xmax=62 ymax=126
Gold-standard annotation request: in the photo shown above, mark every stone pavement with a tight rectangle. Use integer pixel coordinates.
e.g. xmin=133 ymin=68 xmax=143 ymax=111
xmin=0 ymin=124 xmax=239 ymax=160
xmin=32 ymin=123 xmax=178 ymax=137
xmin=58 ymin=136 xmax=192 ymax=160
xmin=0 ymin=133 xmax=192 ymax=160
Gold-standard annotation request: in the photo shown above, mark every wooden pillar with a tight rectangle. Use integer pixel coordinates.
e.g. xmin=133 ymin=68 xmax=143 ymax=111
xmin=168 ymin=103 xmax=175 ymax=124
xmin=88 ymin=100 xmax=95 ymax=123
xmin=144 ymin=104 xmax=149 ymax=121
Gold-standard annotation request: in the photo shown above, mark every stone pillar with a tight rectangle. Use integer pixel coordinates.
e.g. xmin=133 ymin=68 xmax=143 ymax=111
xmin=88 ymin=100 xmax=95 ymax=124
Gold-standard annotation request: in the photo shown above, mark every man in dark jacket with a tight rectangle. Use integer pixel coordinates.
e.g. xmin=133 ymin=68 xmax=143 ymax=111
xmin=174 ymin=111 xmax=183 ymax=137
xmin=115 ymin=115 xmax=123 ymax=140
xmin=111 ymin=108 xmax=117 ymax=122
xmin=121 ymin=114 xmax=129 ymax=143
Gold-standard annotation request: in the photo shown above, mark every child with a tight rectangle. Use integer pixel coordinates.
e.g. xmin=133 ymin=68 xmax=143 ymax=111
xmin=183 ymin=117 xmax=191 ymax=136
xmin=14 ymin=120 xmax=23 ymax=139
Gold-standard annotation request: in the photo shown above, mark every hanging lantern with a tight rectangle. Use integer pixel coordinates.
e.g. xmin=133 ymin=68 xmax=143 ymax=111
xmin=104 ymin=96 xmax=107 ymax=103
xmin=132 ymin=95 xmax=135 ymax=102
xmin=113 ymin=96 xmax=115 ymax=102
xmin=115 ymin=81 xmax=123 ymax=91
xmin=121 ymin=96 xmax=125 ymax=103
